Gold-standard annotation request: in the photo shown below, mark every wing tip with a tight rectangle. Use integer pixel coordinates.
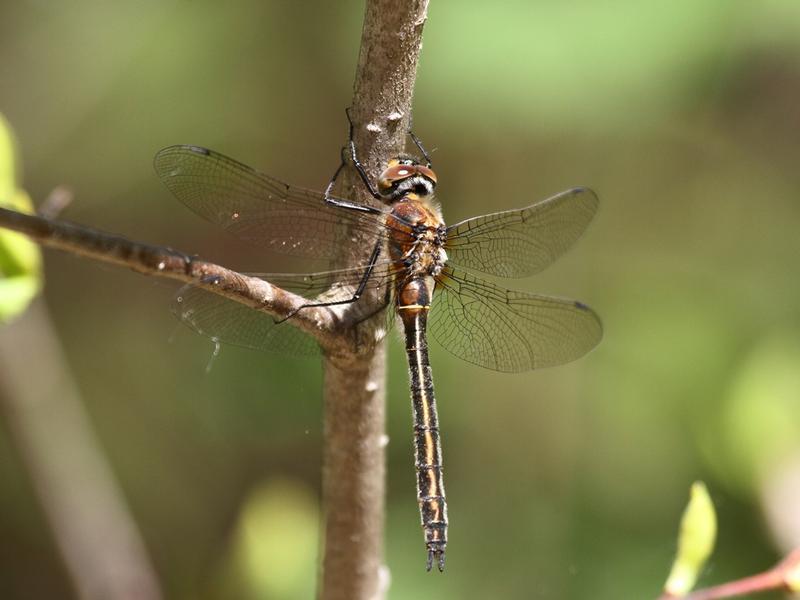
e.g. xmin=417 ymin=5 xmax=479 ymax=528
xmin=570 ymin=186 xmax=600 ymax=206
xmin=153 ymin=144 xmax=212 ymax=174
xmin=574 ymin=298 xmax=604 ymax=331
xmin=574 ymin=299 xmax=591 ymax=311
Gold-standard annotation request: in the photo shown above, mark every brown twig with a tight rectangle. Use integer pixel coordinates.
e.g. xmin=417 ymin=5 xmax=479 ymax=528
xmin=0 ymin=206 xmax=341 ymax=348
xmin=319 ymin=2 xmax=428 ymax=599
xmin=658 ymin=548 xmax=800 ymax=600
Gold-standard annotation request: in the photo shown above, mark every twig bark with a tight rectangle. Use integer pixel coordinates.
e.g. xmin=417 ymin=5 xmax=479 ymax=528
xmin=318 ymin=2 xmax=428 ymax=599
xmin=0 ymin=206 xmax=341 ymax=347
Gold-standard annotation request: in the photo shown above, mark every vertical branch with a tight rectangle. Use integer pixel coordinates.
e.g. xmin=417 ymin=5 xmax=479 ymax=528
xmin=349 ymin=0 xmax=430 ymax=181
xmin=320 ymin=2 xmax=428 ymax=599
xmin=321 ymin=348 xmax=389 ymax=600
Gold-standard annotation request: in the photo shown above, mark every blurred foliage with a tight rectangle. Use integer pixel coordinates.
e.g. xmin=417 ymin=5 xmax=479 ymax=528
xmin=1 ymin=1 xmax=799 ymax=599
xmin=420 ymin=1 xmax=800 ymax=134
xmin=0 ymin=113 xmax=16 ymax=199
xmin=0 ymin=113 xmax=42 ymax=323
xmin=217 ymin=480 xmax=318 ymax=599
xmin=711 ymin=333 xmax=800 ymax=494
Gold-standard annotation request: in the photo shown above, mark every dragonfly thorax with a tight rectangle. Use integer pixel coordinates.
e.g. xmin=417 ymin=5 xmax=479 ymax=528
xmin=389 ymin=198 xmax=448 ymax=281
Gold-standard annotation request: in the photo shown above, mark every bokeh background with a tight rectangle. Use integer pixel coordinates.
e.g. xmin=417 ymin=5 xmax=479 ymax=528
xmin=2 ymin=1 xmax=800 ymax=598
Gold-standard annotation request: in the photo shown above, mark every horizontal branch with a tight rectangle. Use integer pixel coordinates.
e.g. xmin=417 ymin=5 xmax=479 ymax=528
xmin=658 ymin=548 xmax=800 ymax=600
xmin=0 ymin=206 xmax=342 ymax=348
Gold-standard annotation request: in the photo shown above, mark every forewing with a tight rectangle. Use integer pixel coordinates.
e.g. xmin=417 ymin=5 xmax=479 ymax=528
xmin=428 ymin=268 xmax=602 ymax=372
xmin=154 ymin=145 xmax=386 ymax=258
xmin=445 ymin=187 xmax=598 ymax=278
xmin=252 ymin=260 xmax=402 ymax=297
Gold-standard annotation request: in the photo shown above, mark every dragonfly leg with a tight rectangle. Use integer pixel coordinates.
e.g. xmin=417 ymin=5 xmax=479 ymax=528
xmin=323 ymin=146 xmax=383 ymax=214
xmin=322 ymin=151 xmax=347 ymax=202
xmin=274 ymin=239 xmax=384 ymax=324
xmin=407 ymin=113 xmax=433 ymax=166
xmin=409 ymin=129 xmax=433 ymax=167
xmin=345 ymin=107 xmax=382 ymax=200
xmin=320 ymin=110 xmax=384 ymax=215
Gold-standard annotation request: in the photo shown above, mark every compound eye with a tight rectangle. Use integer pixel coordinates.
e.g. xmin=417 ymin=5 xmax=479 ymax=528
xmin=378 ymin=163 xmax=414 ymax=194
xmin=417 ymin=165 xmax=438 ymax=186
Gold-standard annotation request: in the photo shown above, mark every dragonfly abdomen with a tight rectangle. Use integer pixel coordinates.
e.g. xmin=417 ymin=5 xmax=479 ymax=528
xmin=398 ymin=276 xmax=448 ymax=571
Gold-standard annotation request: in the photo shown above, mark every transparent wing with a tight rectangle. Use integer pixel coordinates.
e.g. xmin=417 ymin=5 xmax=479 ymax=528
xmin=444 ymin=187 xmax=598 ymax=278
xmin=172 ymin=284 xmax=321 ymax=356
xmin=428 ymin=268 xmax=602 ymax=372
xmin=250 ymin=260 xmax=402 ymax=297
xmin=154 ymin=145 xmax=390 ymax=258
xmin=172 ymin=263 xmax=402 ymax=356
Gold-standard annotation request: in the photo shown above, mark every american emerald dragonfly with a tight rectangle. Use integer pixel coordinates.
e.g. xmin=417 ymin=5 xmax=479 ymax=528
xmin=154 ymin=123 xmax=602 ymax=572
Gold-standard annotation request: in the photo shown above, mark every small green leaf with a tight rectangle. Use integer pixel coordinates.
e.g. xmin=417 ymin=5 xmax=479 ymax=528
xmin=0 ymin=273 xmax=40 ymax=321
xmin=664 ymin=482 xmax=717 ymax=596
xmin=0 ymin=112 xmax=18 ymax=200
xmin=0 ymin=114 xmax=43 ymax=323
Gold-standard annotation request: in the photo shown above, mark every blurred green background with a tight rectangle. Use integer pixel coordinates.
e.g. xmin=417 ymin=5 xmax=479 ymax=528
xmin=2 ymin=1 xmax=800 ymax=598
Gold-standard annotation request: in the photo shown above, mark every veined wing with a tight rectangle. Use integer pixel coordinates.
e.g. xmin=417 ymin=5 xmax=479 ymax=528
xmin=172 ymin=261 xmax=402 ymax=356
xmin=444 ymin=187 xmax=598 ymax=278
xmin=428 ymin=267 xmax=602 ymax=372
xmin=173 ymin=283 xmax=322 ymax=356
xmin=249 ymin=259 xmax=402 ymax=297
xmin=154 ymin=145 xmax=390 ymax=258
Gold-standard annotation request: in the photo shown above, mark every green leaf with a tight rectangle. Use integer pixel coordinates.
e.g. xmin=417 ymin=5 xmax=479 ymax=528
xmin=0 ymin=114 xmax=43 ymax=323
xmin=664 ymin=482 xmax=717 ymax=596
xmin=0 ymin=112 xmax=17 ymax=199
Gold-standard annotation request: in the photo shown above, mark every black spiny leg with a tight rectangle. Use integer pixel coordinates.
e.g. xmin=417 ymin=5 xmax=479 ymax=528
xmin=322 ymin=109 xmax=383 ymax=214
xmin=323 ymin=147 xmax=383 ymax=215
xmin=274 ymin=238 xmax=384 ymax=324
xmin=409 ymin=131 xmax=433 ymax=167
xmin=408 ymin=114 xmax=433 ymax=166
xmin=345 ymin=107 xmax=382 ymax=200
xmin=323 ymin=150 xmax=347 ymax=201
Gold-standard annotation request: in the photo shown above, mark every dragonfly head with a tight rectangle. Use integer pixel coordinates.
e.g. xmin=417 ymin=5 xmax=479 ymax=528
xmin=378 ymin=157 xmax=438 ymax=201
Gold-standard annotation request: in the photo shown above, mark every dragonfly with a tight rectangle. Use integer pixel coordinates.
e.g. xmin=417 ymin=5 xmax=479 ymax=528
xmin=154 ymin=122 xmax=602 ymax=572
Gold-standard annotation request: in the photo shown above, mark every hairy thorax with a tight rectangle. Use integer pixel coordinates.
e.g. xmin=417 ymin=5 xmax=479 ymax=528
xmin=388 ymin=194 xmax=448 ymax=281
